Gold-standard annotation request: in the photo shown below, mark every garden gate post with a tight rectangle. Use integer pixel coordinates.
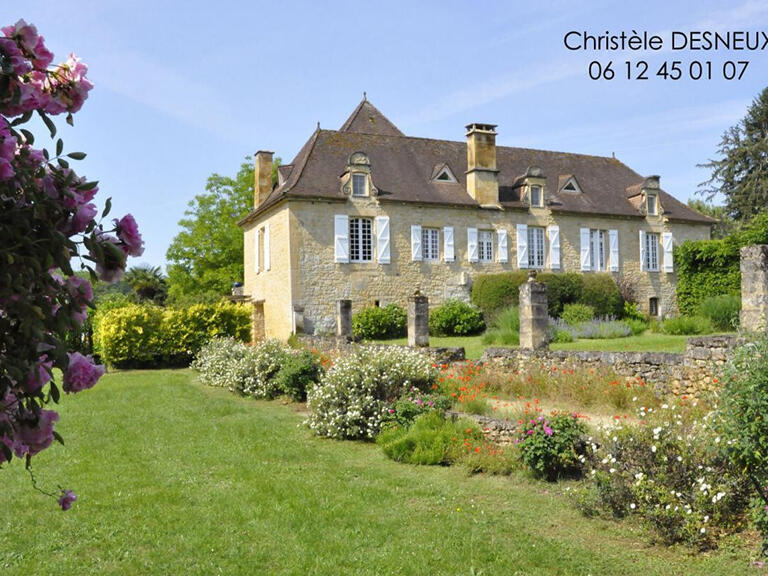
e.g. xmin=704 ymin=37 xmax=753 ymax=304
xmin=741 ymin=245 xmax=768 ymax=334
xmin=336 ymin=299 xmax=352 ymax=339
xmin=408 ymin=292 xmax=430 ymax=347
xmin=519 ymin=271 xmax=549 ymax=350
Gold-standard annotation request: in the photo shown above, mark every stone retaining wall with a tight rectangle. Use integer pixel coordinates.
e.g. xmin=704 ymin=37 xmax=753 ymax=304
xmin=480 ymin=335 xmax=739 ymax=397
xmin=296 ymin=335 xmax=465 ymax=364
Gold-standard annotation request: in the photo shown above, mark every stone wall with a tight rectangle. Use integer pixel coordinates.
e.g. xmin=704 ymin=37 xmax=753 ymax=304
xmin=296 ymin=335 xmax=465 ymax=364
xmin=481 ymin=335 xmax=739 ymax=397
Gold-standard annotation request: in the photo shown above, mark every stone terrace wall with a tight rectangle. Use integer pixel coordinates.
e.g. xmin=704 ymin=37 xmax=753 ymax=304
xmin=296 ymin=335 xmax=465 ymax=364
xmin=481 ymin=335 xmax=740 ymax=397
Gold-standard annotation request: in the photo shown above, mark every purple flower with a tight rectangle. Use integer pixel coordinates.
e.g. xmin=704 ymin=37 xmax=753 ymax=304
xmin=63 ymin=202 xmax=97 ymax=235
xmin=26 ymin=355 xmax=53 ymax=393
xmin=113 ymin=213 xmax=144 ymax=257
xmin=66 ymin=275 xmax=93 ymax=325
xmin=543 ymin=426 xmax=553 ymax=436
xmin=63 ymin=352 xmax=105 ymax=393
xmin=58 ymin=489 xmax=77 ymax=511
xmin=15 ymin=409 xmax=59 ymax=456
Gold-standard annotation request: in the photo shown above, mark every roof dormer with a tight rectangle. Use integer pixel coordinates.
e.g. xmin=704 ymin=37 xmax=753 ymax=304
xmin=341 ymin=151 xmax=378 ymax=197
xmin=642 ymin=175 xmax=661 ymax=217
xmin=559 ymin=175 xmax=582 ymax=194
xmin=521 ymin=165 xmax=546 ymax=208
xmin=431 ymin=163 xmax=458 ymax=183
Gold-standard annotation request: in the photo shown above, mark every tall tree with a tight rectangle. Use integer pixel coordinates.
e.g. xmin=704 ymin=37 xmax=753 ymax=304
xmin=166 ymin=159 xmax=279 ymax=302
xmin=124 ymin=265 xmax=167 ymax=304
xmin=699 ymin=87 xmax=768 ymax=221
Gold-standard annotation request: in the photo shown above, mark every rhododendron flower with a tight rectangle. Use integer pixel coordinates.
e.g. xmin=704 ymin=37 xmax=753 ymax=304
xmin=15 ymin=409 xmax=59 ymax=456
xmin=1 ymin=19 xmax=52 ymax=68
xmin=66 ymin=275 xmax=93 ymax=325
xmin=26 ymin=355 xmax=53 ymax=393
xmin=64 ymin=202 xmax=97 ymax=235
xmin=92 ymin=233 xmax=127 ymax=283
xmin=113 ymin=214 xmax=144 ymax=257
xmin=63 ymin=352 xmax=105 ymax=393
xmin=58 ymin=489 xmax=77 ymax=511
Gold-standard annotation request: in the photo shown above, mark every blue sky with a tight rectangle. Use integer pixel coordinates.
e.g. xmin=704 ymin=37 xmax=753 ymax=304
xmin=11 ymin=0 xmax=768 ymax=270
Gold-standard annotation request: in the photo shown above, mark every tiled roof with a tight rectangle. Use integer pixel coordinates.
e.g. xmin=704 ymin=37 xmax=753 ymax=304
xmin=240 ymin=100 xmax=714 ymax=225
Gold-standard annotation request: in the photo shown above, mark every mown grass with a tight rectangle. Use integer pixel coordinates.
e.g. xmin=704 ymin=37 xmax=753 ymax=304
xmin=374 ymin=333 xmax=693 ymax=358
xmin=1 ymin=369 xmax=755 ymax=575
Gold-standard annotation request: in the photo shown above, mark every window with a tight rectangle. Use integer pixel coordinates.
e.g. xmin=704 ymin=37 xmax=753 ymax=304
xmin=649 ymin=297 xmax=659 ymax=317
xmin=644 ymin=232 xmax=659 ymax=271
xmin=530 ymin=185 xmax=543 ymax=207
xmin=590 ymin=229 xmax=607 ymax=271
xmin=527 ymin=226 xmax=545 ymax=268
xmin=478 ymin=230 xmax=494 ymax=262
xmin=422 ymin=228 xmax=439 ymax=261
xmin=257 ymin=228 xmax=265 ymax=272
xmin=352 ymin=173 xmax=367 ymax=197
xmin=563 ymin=181 xmax=576 ymax=192
xmin=647 ymin=193 xmax=658 ymax=215
xmin=349 ymin=217 xmax=372 ymax=262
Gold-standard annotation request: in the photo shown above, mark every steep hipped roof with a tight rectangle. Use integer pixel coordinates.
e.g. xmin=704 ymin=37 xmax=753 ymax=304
xmin=241 ymin=100 xmax=713 ymax=225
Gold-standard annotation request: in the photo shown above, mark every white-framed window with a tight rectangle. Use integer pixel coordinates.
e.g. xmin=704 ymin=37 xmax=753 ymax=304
xmin=478 ymin=230 xmax=494 ymax=262
xmin=644 ymin=232 xmax=659 ymax=271
xmin=590 ymin=229 xmax=607 ymax=271
xmin=647 ymin=193 xmax=658 ymax=215
xmin=422 ymin=228 xmax=439 ymax=261
xmin=530 ymin=185 xmax=543 ymax=207
xmin=349 ymin=217 xmax=372 ymax=262
xmin=527 ymin=226 xmax=545 ymax=268
xmin=352 ymin=173 xmax=367 ymax=197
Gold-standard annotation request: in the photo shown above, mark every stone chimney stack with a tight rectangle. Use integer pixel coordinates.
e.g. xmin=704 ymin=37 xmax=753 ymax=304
xmin=466 ymin=123 xmax=499 ymax=205
xmin=254 ymin=150 xmax=274 ymax=209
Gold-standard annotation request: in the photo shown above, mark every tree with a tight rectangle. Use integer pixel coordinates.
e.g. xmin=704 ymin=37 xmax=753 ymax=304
xmin=699 ymin=87 xmax=768 ymax=222
xmin=124 ymin=265 xmax=167 ymax=304
xmin=166 ymin=158 xmax=278 ymax=303
xmin=686 ymin=199 xmax=735 ymax=239
xmin=0 ymin=20 xmax=142 ymax=508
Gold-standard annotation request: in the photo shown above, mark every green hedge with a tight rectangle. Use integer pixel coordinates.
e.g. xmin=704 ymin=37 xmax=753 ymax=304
xmin=676 ymin=212 xmax=768 ymax=316
xmin=428 ymin=300 xmax=485 ymax=336
xmin=352 ymin=304 xmax=407 ymax=340
xmin=96 ymin=302 xmax=251 ymax=368
xmin=471 ymin=271 xmax=621 ymax=318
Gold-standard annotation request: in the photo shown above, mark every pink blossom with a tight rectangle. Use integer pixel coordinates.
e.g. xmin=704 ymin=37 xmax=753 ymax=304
xmin=58 ymin=489 xmax=77 ymax=511
xmin=64 ymin=202 xmax=97 ymax=236
xmin=63 ymin=352 xmax=105 ymax=393
xmin=543 ymin=426 xmax=553 ymax=436
xmin=0 ymin=37 xmax=31 ymax=75
xmin=46 ymin=53 xmax=93 ymax=115
xmin=66 ymin=276 xmax=93 ymax=325
xmin=15 ymin=409 xmax=59 ymax=456
xmin=0 ymin=157 xmax=13 ymax=180
xmin=113 ymin=214 xmax=144 ymax=257
xmin=26 ymin=355 xmax=53 ymax=393
xmin=93 ymin=233 xmax=127 ymax=283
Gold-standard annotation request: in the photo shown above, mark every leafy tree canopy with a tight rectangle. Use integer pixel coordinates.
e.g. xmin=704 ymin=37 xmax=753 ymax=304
xmin=686 ymin=199 xmax=735 ymax=239
xmin=699 ymin=87 xmax=768 ymax=222
xmin=165 ymin=158 xmax=278 ymax=303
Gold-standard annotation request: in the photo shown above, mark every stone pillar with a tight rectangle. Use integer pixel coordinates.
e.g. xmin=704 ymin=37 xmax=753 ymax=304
xmin=741 ymin=245 xmax=768 ymax=333
xmin=336 ymin=299 xmax=352 ymax=338
xmin=408 ymin=293 xmax=429 ymax=347
xmin=519 ymin=272 xmax=549 ymax=350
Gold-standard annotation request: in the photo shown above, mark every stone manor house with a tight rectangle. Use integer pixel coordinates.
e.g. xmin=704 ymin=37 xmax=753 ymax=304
xmin=239 ymin=98 xmax=713 ymax=340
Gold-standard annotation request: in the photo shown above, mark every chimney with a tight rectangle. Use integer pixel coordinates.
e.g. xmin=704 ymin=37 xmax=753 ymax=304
xmin=254 ymin=150 xmax=274 ymax=209
xmin=465 ymin=123 xmax=499 ymax=205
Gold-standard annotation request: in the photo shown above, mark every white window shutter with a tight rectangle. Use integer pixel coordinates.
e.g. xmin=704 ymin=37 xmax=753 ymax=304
xmin=263 ymin=223 xmax=271 ymax=271
xmin=516 ymin=224 xmax=528 ymax=269
xmin=580 ymin=228 xmax=591 ymax=271
xmin=334 ymin=215 xmax=349 ymax=263
xmin=443 ymin=226 xmax=455 ymax=262
xmin=548 ymin=226 xmax=560 ymax=270
xmin=254 ymin=228 xmax=260 ymax=273
xmin=662 ymin=232 xmax=674 ymax=273
xmin=609 ymin=229 xmax=619 ymax=272
xmin=411 ymin=225 xmax=422 ymax=262
xmin=467 ymin=227 xmax=478 ymax=263
xmin=639 ymin=230 xmax=646 ymax=272
xmin=497 ymin=229 xmax=508 ymax=263
xmin=376 ymin=216 xmax=390 ymax=264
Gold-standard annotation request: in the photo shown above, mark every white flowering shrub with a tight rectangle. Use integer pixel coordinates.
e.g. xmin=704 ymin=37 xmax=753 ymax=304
xmin=574 ymin=400 xmax=751 ymax=550
xmin=192 ymin=337 xmax=292 ymax=398
xmin=306 ymin=346 xmax=436 ymax=440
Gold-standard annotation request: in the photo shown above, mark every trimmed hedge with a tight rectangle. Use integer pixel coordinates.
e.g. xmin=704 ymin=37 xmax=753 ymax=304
xmin=471 ymin=271 xmax=621 ymax=319
xmin=428 ymin=300 xmax=485 ymax=336
xmin=96 ymin=301 xmax=251 ymax=368
xmin=676 ymin=212 xmax=768 ymax=315
xmin=352 ymin=304 xmax=407 ymax=340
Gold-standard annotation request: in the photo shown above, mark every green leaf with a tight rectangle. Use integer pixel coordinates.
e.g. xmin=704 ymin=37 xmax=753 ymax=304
xmin=39 ymin=110 xmax=56 ymax=138
xmin=56 ymin=138 xmax=63 ymax=157
xmin=52 ymin=431 xmax=65 ymax=446
xmin=20 ymin=129 xmax=34 ymax=145
xmin=50 ymin=381 xmax=60 ymax=403
xmin=67 ymin=152 xmax=86 ymax=160
xmin=102 ymin=197 xmax=112 ymax=219
xmin=57 ymin=158 xmax=69 ymax=169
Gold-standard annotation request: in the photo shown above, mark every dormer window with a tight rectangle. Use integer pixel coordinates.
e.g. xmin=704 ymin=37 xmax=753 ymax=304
xmin=432 ymin=163 xmax=458 ymax=183
xmin=647 ymin=193 xmax=658 ymax=215
xmin=352 ymin=173 xmax=367 ymax=196
xmin=530 ymin=185 xmax=543 ymax=207
xmin=436 ymin=170 xmax=453 ymax=182
xmin=560 ymin=176 xmax=582 ymax=194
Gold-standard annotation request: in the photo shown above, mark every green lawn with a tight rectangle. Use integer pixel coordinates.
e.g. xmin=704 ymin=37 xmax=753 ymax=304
xmin=373 ymin=333 xmax=696 ymax=359
xmin=2 ymin=369 xmax=755 ymax=575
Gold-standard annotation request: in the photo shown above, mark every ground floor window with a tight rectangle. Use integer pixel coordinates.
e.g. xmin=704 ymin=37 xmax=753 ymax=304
xmin=422 ymin=228 xmax=439 ymax=261
xmin=528 ymin=226 xmax=545 ymax=268
xmin=349 ymin=217 xmax=372 ymax=262
xmin=645 ymin=232 xmax=659 ymax=272
xmin=649 ymin=297 xmax=659 ymax=317
xmin=478 ymin=230 xmax=494 ymax=262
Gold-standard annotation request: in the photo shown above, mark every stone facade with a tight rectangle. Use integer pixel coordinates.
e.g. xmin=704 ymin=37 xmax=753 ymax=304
xmin=481 ymin=335 xmax=739 ymax=398
xmin=741 ymin=245 xmax=768 ymax=333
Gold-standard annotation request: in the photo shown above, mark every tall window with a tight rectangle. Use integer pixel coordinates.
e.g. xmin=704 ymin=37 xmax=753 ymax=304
xmin=649 ymin=297 xmax=659 ymax=317
xmin=530 ymin=185 xmax=543 ymax=207
xmin=352 ymin=173 xmax=367 ymax=197
xmin=644 ymin=232 xmax=659 ymax=271
xmin=257 ymin=227 xmax=265 ymax=272
xmin=478 ymin=230 xmax=494 ymax=262
xmin=647 ymin=193 xmax=658 ymax=215
xmin=422 ymin=228 xmax=439 ymax=261
xmin=590 ymin=229 xmax=606 ymax=271
xmin=349 ymin=217 xmax=372 ymax=262
xmin=528 ymin=226 xmax=545 ymax=268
